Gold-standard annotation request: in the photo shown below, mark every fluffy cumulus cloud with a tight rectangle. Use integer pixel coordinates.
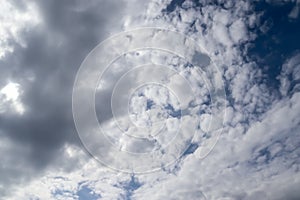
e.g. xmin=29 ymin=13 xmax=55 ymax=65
xmin=0 ymin=0 xmax=299 ymax=199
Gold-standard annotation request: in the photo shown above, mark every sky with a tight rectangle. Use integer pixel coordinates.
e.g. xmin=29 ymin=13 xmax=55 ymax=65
xmin=0 ymin=0 xmax=300 ymax=199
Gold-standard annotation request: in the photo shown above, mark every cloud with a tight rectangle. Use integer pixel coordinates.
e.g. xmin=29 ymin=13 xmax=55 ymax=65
xmin=130 ymin=91 xmax=300 ymax=199
xmin=0 ymin=0 xmax=299 ymax=199
xmin=0 ymin=0 xmax=40 ymax=58
xmin=0 ymin=82 xmax=25 ymax=114
xmin=0 ymin=0 xmax=129 ymax=197
xmin=278 ymin=53 xmax=300 ymax=96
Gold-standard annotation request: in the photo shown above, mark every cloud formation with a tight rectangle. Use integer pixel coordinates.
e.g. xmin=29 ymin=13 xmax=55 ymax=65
xmin=0 ymin=0 xmax=299 ymax=199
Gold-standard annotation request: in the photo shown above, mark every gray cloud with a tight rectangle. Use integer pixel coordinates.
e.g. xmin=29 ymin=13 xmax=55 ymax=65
xmin=0 ymin=0 xmax=127 ymax=196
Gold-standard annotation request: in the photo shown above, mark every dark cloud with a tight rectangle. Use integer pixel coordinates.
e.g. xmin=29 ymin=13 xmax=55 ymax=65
xmin=0 ymin=0 xmax=126 ymax=196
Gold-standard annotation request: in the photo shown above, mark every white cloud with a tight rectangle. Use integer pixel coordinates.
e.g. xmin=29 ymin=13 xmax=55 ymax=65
xmin=0 ymin=0 xmax=40 ymax=58
xmin=278 ymin=53 xmax=300 ymax=96
xmin=0 ymin=82 xmax=25 ymax=114
xmin=130 ymin=91 xmax=300 ymax=199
